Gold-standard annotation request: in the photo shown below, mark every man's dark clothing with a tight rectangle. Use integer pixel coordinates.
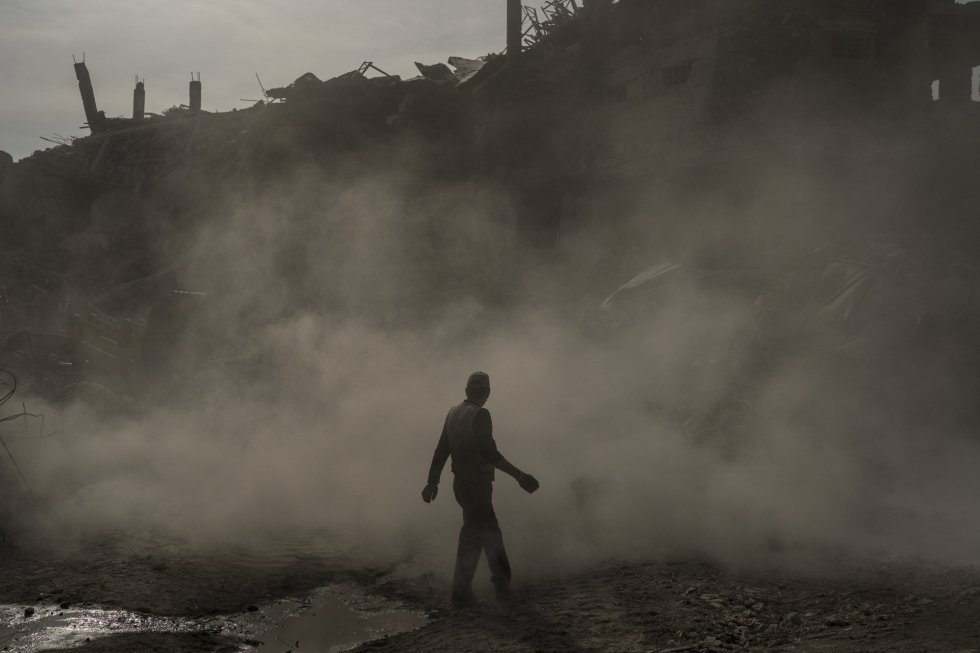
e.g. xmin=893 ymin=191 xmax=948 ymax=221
xmin=428 ymin=401 xmax=502 ymax=483
xmin=428 ymin=400 xmax=511 ymax=602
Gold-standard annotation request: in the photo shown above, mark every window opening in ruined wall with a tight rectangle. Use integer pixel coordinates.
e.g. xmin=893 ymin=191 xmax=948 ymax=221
xmin=931 ymin=69 xmax=980 ymax=102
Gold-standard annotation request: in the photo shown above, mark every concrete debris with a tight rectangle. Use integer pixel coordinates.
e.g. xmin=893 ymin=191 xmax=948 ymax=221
xmin=265 ymin=72 xmax=322 ymax=101
xmin=73 ymin=60 xmax=105 ymax=133
xmin=189 ymin=73 xmax=202 ymax=113
xmin=599 ymin=262 xmax=684 ymax=312
xmin=415 ymin=61 xmax=455 ymax=83
xmin=783 ymin=611 xmax=802 ymax=625
xmin=132 ymin=78 xmax=145 ymax=122
xmin=447 ymin=56 xmax=487 ymax=85
xmin=824 ymin=615 xmax=851 ymax=628
xmin=0 ymin=7 xmax=978 ymax=650
xmin=0 ymin=0 xmax=976 ymax=455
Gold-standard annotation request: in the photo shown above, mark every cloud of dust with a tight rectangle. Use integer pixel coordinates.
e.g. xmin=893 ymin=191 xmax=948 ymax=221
xmin=6 ymin=109 xmax=980 ymax=584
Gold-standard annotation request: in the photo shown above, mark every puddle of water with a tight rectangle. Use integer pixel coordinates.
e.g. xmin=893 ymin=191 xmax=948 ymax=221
xmin=0 ymin=585 xmax=425 ymax=652
xmin=252 ymin=587 xmax=426 ymax=652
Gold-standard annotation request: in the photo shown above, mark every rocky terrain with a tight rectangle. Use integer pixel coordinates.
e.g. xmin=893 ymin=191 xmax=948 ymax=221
xmin=3 ymin=536 xmax=979 ymax=652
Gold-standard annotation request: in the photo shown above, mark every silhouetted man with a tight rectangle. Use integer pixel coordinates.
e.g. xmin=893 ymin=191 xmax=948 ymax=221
xmin=422 ymin=371 xmax=539 ymax=606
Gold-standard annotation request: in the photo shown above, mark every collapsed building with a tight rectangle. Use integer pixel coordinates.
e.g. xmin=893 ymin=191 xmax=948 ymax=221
xmin=480 ymin=0 xmax=980 ymax=252
xmin=0 ymin=0 xmax=977 ymax=409
xmin=9 ymin=0 xmax=980 ymax=249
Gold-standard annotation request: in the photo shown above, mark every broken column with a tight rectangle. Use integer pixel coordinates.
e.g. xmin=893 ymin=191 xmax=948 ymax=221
xmin=507 ymin=0 xmax=523 ymax=62
xmin=132 ymin=78 xmax=145 ymax=121
xmin=74 ymin=61 xmax=105 ymax=132
xmin=189 ymin=73 xmax=202 ymax=113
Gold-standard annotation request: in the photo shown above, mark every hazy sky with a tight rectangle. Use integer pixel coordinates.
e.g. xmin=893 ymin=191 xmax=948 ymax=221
xmin=0 ymin=0 xmax=516 ymax=160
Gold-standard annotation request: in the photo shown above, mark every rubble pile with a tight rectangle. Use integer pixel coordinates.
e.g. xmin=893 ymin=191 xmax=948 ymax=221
xmin=0 ymin=54 xmax=507 ymax=401
xmin=0 ymin=4 xmax=978 ymax=650
xmin=0 ymin=0 xmax=977 ymax=443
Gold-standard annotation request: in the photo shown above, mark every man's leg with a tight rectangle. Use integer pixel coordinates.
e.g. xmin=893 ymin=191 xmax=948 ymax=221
xmin=484 ymin=505 xmax=512 ymax=598
xmin=451 ymin=477 xmax=490 ymax=605
xmin=451 ymin=505 xmax=484 ymax=604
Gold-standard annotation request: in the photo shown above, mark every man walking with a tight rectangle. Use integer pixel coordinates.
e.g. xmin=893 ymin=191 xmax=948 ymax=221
xmin=422 ymin=371 xmax=539 ymax=606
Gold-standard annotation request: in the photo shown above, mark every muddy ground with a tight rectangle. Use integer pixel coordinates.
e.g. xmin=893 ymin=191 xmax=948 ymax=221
xmin=2 ymin=533 xmax=979 ymax=652
xmin=370 ymin=560 xmax=980 ymax=652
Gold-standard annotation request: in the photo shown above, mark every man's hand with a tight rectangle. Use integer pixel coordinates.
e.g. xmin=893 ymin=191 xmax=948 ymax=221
xmin=421 ymin=483 xmax=439 ymax=503
xmin=518 ymin=473 xmax=539 ymax=494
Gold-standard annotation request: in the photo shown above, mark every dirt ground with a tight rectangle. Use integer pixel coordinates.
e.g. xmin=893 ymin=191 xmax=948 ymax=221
xmin=366 ymin=558 xmax=980 ymax=653
xmin=2 ymin=533 xmax=980 ymax=653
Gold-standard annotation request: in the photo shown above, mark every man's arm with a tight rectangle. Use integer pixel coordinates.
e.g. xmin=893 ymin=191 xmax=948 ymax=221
xmin=427 ymin=423 xmax=450 ymax=485
xmin=475 ymin=409 xmax=539 ymax=493
xmin=422 ymin=422 xmax=450 ymax=503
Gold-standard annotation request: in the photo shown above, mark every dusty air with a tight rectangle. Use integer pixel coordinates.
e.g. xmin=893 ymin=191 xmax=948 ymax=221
xmin=1 ymin=1 xmax=979 ymax=651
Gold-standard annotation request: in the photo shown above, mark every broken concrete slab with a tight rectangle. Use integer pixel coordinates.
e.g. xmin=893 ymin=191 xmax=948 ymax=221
xmin=414 ymin=62 xmax=455 ymax=83
xmin=447 ymin=56 xmax=487 ymax=85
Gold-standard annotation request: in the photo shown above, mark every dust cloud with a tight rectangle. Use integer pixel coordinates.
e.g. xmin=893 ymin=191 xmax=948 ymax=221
xmin=6 ymin=127 xmax=980 ymax=583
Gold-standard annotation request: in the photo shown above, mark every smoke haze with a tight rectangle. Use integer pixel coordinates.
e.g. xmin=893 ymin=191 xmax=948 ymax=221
xmin=3 ymin=114 xmax=980 ymax=587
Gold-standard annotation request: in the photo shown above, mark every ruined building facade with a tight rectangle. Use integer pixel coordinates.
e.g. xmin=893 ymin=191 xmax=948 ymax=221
xmin=598 ymin=0 xmax=980 ymax=155
xmin=0 ymin=0 xmax=977 ymax=394
xmin=3 ymin=0 xmax=980 ymax=305
xmin=472 ymin=0 xmax=980 ymax=255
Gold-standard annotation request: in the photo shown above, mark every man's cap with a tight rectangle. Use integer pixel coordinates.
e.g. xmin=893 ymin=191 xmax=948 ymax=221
xmin=466 ymin=371 xmax=490 ymax=390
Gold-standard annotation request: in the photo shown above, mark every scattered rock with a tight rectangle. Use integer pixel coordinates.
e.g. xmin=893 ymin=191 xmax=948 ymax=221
xmin=783 ymin=611 xmax=802 ymax=625
xmin=824 ymin=615 xmax=850 ymax=627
